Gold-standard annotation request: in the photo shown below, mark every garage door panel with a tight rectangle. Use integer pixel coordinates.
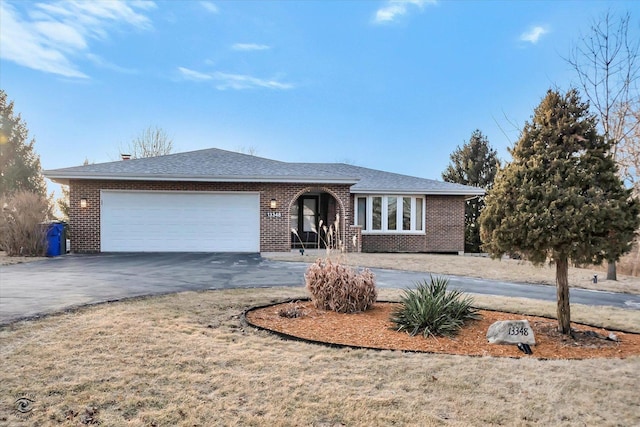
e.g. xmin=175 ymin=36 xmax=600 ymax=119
xmin=101 ymin=191 xmax=260 ymax=252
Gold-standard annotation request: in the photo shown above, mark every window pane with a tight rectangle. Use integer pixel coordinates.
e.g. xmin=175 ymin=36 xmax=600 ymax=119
xmin=387 ymin=197 xmax=397 ymax=230
xmin=403 ymin=197 xmax=411 ymax=230
xmin=290 ymin=203 xmax=298 ymax=231
xmin=357 ymin=197 xmax=367 ymax=230
xmin=416 ymin=198 xmax=423 ymax=231
xmin=303 ymin=199 xmax=316 ymax=232
xmin=372 ymin=197 xmax=382 ymax=230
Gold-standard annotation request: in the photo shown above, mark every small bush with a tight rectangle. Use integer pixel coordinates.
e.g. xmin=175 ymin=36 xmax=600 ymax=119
xmin=305 ymin=258 xmax=376 ymax=313
xmin=0 ymin=191 xmax=52 ymax=256
xmin=278 ymin=302 xmax=307 ymax=318
xmin=390 ymin=276 xmax=480 ymax=338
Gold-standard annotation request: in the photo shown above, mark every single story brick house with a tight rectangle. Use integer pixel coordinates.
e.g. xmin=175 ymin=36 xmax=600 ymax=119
xmin=44 ymin=148 xmax=484 ymax=254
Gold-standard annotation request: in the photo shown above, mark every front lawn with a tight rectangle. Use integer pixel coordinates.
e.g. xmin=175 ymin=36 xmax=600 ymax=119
xmin=1 ymin=288 xmax=639 ymax=426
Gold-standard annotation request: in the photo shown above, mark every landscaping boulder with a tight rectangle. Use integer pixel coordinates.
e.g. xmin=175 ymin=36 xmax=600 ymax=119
xmin=487 ymin=320 xmax=536 ymax=345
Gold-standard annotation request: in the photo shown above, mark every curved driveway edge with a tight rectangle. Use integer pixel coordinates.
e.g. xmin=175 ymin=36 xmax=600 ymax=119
xmin=1 ymin=253 xmax=638 ymax=325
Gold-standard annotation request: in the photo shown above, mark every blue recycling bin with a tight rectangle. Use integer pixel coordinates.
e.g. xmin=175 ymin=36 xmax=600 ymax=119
xmin=46 ymin=222 xmax=65 ymax=257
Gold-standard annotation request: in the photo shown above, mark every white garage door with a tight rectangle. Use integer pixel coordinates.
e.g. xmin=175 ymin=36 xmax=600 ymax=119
xmin=100 ymin=191 xmax=260 ymax=252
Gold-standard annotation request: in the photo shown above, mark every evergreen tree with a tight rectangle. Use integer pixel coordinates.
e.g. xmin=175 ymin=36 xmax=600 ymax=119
xmin=57 ymin=185 xmax=70 ymax=221
xmin=442 ymin=130 xmax=499 ymax=252
xmin=0 ymin=90 xmax=47 ymax=197
xmin=480 ymin=89 xmax=639 ymax=334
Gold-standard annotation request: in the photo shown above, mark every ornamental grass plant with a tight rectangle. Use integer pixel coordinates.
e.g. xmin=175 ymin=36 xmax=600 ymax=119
xmin=390 ymin=276 xmax=480 ymax=338
xmin=305 ymin=258 xmax=377 ymax=313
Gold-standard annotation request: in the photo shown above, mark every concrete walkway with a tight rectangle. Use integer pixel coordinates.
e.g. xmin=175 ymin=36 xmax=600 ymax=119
xmin=1 ymin=253 xmax=638 ymax=325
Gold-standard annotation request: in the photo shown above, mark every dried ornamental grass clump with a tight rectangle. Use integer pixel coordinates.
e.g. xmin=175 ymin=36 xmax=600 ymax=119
xmin=278 ymin=301 xmax=307 ymax=318
xmin=305 ymin=258 xmax=377 ymax=313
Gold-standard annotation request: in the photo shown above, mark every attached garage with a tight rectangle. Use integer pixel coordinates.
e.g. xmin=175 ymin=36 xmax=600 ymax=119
xmin=100 ymin=191 xmax=260 ymax=252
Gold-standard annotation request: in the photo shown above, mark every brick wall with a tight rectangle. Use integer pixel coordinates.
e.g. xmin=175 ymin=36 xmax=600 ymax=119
xmin=425 ymin=195 xmax=465 ymax=252
xmin=361 ymin=234 xmax=428 ymax=253
xmin=360 ymin=195 xmax=465 ymax=253
xmin=68 ymin=180 xmax=353 ymax=253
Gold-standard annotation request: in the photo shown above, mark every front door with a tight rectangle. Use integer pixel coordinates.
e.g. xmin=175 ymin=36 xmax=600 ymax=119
xmin=291 ymin=196 xmax=319 ymax=249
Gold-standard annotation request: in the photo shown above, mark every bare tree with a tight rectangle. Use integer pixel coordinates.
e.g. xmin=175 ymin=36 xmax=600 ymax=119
xmin=618 ymin=107 xmax=640 ymax=197
xmin=566 ymin=10 xmax=640 ymax=280
xmin=120 ymin=126 xmax=174 ymax=159
xmin=236 ymin=146 xmax=258 ymax=156
xmin=621 ymin=107 xmax=640 ymax=276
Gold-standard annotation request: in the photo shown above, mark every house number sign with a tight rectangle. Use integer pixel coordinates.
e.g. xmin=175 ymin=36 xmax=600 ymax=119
xmin=266 ymin=212 xmax=282 ymax=218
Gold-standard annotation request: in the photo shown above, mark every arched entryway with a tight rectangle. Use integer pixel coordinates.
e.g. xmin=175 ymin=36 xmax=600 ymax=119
xmin=290 ymin=188 xmax=344 ymax=250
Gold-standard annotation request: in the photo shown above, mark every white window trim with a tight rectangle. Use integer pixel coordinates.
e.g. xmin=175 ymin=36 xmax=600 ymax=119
xmin=354 ymin=195 xmax=425 ymax=234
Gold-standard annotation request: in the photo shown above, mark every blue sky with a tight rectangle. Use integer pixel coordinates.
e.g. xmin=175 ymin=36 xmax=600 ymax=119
xmin=1 ymin=0 xmax=638 ymax=197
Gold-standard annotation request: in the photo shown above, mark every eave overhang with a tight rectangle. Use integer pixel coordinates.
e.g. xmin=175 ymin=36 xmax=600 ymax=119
xmin=43 ymin=172 xmax=359 ymax=186
xmin=351 ymin=188 xmax=486 ymax=197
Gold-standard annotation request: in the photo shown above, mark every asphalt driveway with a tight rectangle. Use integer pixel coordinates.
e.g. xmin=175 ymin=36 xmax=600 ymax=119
xmin=1 ymin=253 xmax=638 ymax=324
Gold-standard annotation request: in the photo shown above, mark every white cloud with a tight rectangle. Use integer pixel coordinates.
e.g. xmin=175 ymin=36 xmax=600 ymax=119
xmin=200 ymin=1 xmax=218 ymax=14
xmin=178 ymin=67 xmax=213 ymax=81
xmin=520 ymin=26 xmax=549 ymax=44
xmin=213 ymin=72 xmax=293 ymax=90
xmin=86 ymin=53 xmax=138 ymax=74
xmin=0 ymin=2 xmax=87 ymax=78
xmin=34 ymin=21 xmax=87 ymax=50
xmin=231 ymin=43 xmax=271 ymax=51
xmin=177 ymin=67 xmax=293 ymax=90
xmin=374 ymin=0 xmax=436 ymax=24
xmin=0 ymin=0 xmax=156 ymax=78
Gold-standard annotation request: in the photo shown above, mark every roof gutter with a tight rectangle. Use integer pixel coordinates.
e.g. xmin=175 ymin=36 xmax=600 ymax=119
xmin=352 ymin=189 xmax=485 ymax=197
xmin=43 ymin=172 xmax=359 ymax=186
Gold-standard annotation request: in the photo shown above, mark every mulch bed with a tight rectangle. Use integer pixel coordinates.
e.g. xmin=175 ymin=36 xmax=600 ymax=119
xmin=245 ymin=301 xmax=640 ymax=359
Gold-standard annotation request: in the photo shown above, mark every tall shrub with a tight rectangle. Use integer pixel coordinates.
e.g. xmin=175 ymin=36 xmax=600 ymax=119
xmin=0 ymin=191 xmax=52 ymax=256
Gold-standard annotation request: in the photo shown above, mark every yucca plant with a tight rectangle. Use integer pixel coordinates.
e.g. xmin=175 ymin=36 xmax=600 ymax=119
xmin=390 ymin=276 xmax=480 ymax=338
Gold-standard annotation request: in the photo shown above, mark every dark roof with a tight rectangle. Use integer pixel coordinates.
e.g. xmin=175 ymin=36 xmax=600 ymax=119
xmin=306 ymin=163 xmax=483 ymax=195
xmin=45 ymin=147 xmax=484 ymax=196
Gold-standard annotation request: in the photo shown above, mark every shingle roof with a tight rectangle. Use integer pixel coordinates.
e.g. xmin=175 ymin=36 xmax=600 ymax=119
xmin=44 ymin=147 xmax=484 ymax=196
xmin=305 ymin=163 xmax=484 ymax=195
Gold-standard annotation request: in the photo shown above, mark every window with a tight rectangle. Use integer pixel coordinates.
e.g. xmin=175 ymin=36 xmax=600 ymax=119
xmin=357 ymin=197 xmax=367 ymax=228
xmin=372 ymin=197 xmax=382 ymax=230
xmin=402 ymin=197 xmax=411 ymax=230
xmin=387 ymin=197 xmax=397 ymax=230
xmin=355 ymin=195 xmax=425 ymax=233
xmin=302 ymin=198 xmax=317 ymax=232
xmin=290 ymin=203 xmax=298 ymax=231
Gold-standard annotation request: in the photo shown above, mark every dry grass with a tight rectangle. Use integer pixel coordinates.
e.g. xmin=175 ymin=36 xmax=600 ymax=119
xmin=1 ymin=288 xmax=639 ymax=426
xmin=593 ymin=244 xmax=640 ymax=277
xmin=0 ymin=250 xmax=47 ymax=265
xmin=264 ymin=251 xmax=640 ymax=294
